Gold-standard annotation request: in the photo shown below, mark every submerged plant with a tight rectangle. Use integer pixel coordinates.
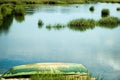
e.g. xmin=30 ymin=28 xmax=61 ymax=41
xmin=53 ymin=24 xmax=65 ymax=30
xmin=38 ymin=20 xmax=44 ymax=27
xmin=98 ymin=16 xmax=120 ymax=28
xmin=46 ymin=24 xmax=52 ymax=30
xmin=101 ymin=8 xmax=110 ymax=17
xmin=89 ymin=6 xmax=94 ymax=12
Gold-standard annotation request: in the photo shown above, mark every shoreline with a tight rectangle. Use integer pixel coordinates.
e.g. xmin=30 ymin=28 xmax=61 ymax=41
xmin=0 ymin=0 xmax=120 ymax=5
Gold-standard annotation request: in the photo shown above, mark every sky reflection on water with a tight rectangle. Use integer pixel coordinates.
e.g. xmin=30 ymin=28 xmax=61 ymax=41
xmin=0 ymin=3 xmax=120 ymax=80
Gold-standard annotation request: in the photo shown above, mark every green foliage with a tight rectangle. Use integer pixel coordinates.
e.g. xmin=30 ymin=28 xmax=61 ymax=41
xmin=14 ymin=6 xmax=25 ymax=16
xmin=0 ymin=14 xmax=3 ymax=20
xmin=101 ymin=9 xmax=110 ymax=17
xmin=67 ymin=19 xmax=96 ymax=31
xmin=89 ymin=6 xmax=94 ymax=12
xmin=0 ymin=4 xmax=13 ymax=17
xmin=68 ymin=19 xmax=96 ymax=27
xmin=46 ymin=24 xmax=65 ymax=30
xmin=38 ymin=20 xmax=44 ymax=27
xmin=98 ymin=16 xmax=120 ymax=28
xmin=52 ymin=24 xmax=65 ymax=30
xmin=0 ymin=15 xmax=14 ymax=34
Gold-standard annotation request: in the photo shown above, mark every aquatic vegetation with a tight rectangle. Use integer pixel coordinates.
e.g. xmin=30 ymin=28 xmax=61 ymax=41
xmin=43 ymin=0 xmax=57 ymax=4
xmin=46 ymin=24 xmax=52 ymax=30
xmin=53 ymin=24 xmax=65 ymax=30
xmin=89 ymin=6 xmax=94 ymax=12
xmin=0 ymin=0 xmax=120 ymax=4
xmin=116 ymin=7 xmax=120 ymax=11
xmin=23 ymin=1 xmax=36 ymax=4
xmin=101 ymin=9 xmax=110 ymax=17
xmin=38 ymin=20 xmax=44 ymax=27
xmin=46 ymin=24 xmax=65 ymax=30
xmin=98 ymin=16 xmax=120 ymax=28
xmin=14 ymin=15 xmax=25 ymax=23
xmin=0 ymin=4 xmax=13 ymax=17
xmin=68 ymin=19 xmax=96 ymax=27
xmin=0 ymin=14 xmax=3 ymax=21
xmin=14 ymin=6 xmax=25 ymax=16
xmin=67 ymin=19 xmax=96 ymax=31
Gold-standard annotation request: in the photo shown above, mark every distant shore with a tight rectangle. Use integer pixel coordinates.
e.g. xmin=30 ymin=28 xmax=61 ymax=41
xmin=0 ymin=0 xmax=120 ymax=5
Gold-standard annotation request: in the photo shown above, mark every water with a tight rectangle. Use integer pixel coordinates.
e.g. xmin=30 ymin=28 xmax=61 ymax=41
xmin=0 ymin=3 xmax=120 ymax=80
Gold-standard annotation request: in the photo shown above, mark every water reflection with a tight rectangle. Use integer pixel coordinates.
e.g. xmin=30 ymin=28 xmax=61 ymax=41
xmin=0 ymin=15 xmax=13 ymax=35
xmin=25 ymin=6 xmax=36 ymax=15
xmin=46 ymin=24 xmax=65 ymax=30
xmin=67 ymin=25 xmax=95 ymax=32
xmin=99 ymin=25 xmax=119 ymax=29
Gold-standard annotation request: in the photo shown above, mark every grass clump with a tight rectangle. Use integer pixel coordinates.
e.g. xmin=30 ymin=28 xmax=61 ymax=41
xmin=0 ymin=4 xmax=13 ymax=17
xmin=46 ymin=24 xmax=52 ymax=30
xmin=68 ymin=19 xmax=96 ymax=27
xmin=89 ymin=6 xmax=94 ymax=12
xmin=67 ymin=19 xmax=96 ymax=31
xmin=101 ymin=9 xmax=110 ymax=17
xmin=46 ymin=24 xmax=65 ymax=30
xmin=53 ymin=24 xmax=65 ymax=30
xmin=14 ymin=6 xmax=25 ymax=16
xmin=98 ymin=16 xmax=120 ymax=28
xmin=116 ymin=7 xmax=120 ymax=11
xmin=38 ymin=20 xmax=44 ymax=27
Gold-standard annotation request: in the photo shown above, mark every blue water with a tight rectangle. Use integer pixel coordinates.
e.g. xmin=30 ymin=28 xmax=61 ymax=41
xmin=0 ymin=3 xmax=120 ymax=80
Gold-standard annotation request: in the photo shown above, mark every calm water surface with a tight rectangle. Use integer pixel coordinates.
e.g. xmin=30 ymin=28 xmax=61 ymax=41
xmin=0 ymin=3 xmax=120 ymax=80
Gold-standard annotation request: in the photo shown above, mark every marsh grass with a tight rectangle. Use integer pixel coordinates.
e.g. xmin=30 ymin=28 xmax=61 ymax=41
xmin=68 ymin=19 xmax=95 ymax=27
xmin=46 ymin=24 xmax=52 ymax=30
xmin=67 ymin=19 xmax=96 ymax=31
xmin=14 ymin=6 xmax=25 ymax=16
xmin=46 ymin=24 xmax=65 ymax=30
xmin=38 ymin=20 xmax=44 ymax=27
xmin=0 ymin=4 xmax=13 ymax=17
xmin=0 ymin=14 xmax=3 ymax=21
xmin=89 ymin=6 xmax=94 ymax=12
xmin=98 ymin=16 xmax=120 ymax=28
xmin=101 ymin=9 xmax=110 ymax=17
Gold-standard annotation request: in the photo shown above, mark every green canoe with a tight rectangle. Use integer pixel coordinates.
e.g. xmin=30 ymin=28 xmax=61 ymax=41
xmin=2 ymin=63 xmax=88 ymax=78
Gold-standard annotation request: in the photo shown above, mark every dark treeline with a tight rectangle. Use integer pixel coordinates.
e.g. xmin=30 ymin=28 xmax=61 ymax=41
xmin=0 ymin=0 xmax=120 ymax=4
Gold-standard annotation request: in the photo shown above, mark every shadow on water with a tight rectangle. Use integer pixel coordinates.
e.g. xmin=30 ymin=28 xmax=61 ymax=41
xmin=0 ymin=15 xmax=13 ymax=35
